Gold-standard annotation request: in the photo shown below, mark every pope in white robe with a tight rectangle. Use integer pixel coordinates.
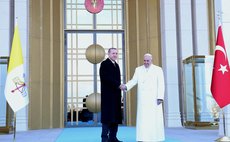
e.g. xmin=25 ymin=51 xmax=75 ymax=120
xmin=122 ymin=53 xmax=165 ymax=142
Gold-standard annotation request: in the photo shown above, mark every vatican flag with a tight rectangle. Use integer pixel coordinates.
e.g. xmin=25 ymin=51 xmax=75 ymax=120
xmin=5 ymin=25 xmax=29 ymax=112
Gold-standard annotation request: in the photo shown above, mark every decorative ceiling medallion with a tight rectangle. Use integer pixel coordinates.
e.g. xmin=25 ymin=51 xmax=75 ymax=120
xmin=85 ymin=0 xmax=104 ymax=14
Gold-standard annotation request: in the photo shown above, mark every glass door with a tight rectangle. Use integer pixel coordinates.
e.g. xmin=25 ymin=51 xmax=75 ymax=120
xmin=64 ymin=0 xmax=125 ymax=127
xmin=64 ymin=32 xmax=125 ymax=127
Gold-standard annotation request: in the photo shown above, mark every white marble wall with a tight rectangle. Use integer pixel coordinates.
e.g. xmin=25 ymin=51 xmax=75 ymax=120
xmin=194 ymin=0 xmax=209 ymax=55
xmin=180 ymin=0 xmax=193 ymax=57
xmin=0 ymin=0 xmax=10 ymax=129
xmin=161 ymin=0 xmax=211 ymax=127
xmin=0 ymin=0 xmax=29 ymax=131
xmin=0 ymin=0 xmax=10 ymax=56
xmin=179 ymin=0 xmax=209 ymax=63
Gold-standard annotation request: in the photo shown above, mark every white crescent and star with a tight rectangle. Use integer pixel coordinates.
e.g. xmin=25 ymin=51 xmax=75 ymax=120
xmin=215 ymin=45 xmax=229 ymax=74
xmin=215 ymin=45 xmax=227 ymax=60
xmin=218 ymin=64 xmax=228 ymax=74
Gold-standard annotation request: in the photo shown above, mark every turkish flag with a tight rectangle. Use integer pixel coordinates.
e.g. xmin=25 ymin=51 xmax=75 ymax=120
xmin=211 ymin=24 xmax=230 ymax=108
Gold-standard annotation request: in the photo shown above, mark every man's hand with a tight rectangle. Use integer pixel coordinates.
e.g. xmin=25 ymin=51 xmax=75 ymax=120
xmin=119 ymin=84 xmax=127 ymax=91
xmin=157 ymin=99 xmax=163 ymax=105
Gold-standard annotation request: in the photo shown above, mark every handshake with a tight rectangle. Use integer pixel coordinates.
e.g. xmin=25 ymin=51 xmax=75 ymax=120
xmin=119 ymin=84 xmax=127 ymax=91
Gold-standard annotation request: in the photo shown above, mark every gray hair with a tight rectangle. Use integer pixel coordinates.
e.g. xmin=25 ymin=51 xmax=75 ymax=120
xmin=108 ymin=48 xmax=117 ymax=53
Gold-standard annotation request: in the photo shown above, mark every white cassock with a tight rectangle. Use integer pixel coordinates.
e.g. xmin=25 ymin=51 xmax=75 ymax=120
xmin=126 ymin=64 xmax=165 ymax=142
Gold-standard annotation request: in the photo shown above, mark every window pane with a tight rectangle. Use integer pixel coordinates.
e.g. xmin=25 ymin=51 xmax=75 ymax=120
xmin=77 ymin=10 xmax=93 ymax=25
xmin=78 ymin=60 xmax=93 ymax=75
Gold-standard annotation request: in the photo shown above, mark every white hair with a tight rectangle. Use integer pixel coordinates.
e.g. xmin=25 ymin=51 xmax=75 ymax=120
xmin=144 ymin=53 xmax=152 ymax=59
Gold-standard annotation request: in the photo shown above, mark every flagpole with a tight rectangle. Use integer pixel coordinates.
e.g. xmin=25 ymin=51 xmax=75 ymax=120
xmin=13 ymin=112 xmax=16 ymax=142
xmin=5 ymin=17 xmax=29 ymax=138
xmin=216 ymin=109 xmax=230 ymax=142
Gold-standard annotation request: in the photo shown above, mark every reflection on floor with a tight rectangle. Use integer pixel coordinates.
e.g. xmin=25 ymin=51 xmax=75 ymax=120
xmin=0 ymin=126 xmax=219 ymax=142
xmin=65 ymin=121 xmax=101 ymax=127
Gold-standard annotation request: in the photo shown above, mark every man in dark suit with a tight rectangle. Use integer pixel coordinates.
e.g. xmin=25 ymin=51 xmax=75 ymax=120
xmin=99 ymin=48 xmax=122 ymax=142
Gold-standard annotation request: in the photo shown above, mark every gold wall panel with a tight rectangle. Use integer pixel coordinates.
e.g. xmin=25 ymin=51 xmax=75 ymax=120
xmin=207 ymin=0 xmax=215 ymax=55
xmin=29 ymin=0 xmax=64 ymax=129
xmin=125 ymin=0 xmax=161 ymax=126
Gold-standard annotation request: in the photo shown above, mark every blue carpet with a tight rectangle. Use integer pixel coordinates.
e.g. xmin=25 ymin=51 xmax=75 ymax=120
xmin=56 ymin=126 xmax=180 ymax=142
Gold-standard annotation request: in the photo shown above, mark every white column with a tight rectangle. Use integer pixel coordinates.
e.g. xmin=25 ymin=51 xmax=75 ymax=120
xmin=161 ymin=0 xmax=181 ymax=127
xmin=15 ymin=0 xmax=29 ymax=131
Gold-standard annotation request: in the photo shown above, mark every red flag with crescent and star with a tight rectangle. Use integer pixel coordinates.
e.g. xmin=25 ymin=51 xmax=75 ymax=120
xmin=211 ymin=24 xmax=230 ymax=108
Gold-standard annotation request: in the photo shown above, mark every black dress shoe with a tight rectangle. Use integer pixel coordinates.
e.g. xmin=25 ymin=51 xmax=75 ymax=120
xmin=108 ymin=138 xmax=122 ymax=142
xmin=102 ymin=137 xmax=108 ymax=142
xmin=102 ymin=139 xmax=108 ymax=142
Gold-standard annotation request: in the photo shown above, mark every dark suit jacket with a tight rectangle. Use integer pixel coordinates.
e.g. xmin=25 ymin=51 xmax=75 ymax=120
xmin=99 ymin=58 xmax=122 ymax=124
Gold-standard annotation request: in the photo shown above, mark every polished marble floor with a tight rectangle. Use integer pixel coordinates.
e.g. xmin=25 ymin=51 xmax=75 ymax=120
xmin=0 ymin=126 xmax=219 ymax=142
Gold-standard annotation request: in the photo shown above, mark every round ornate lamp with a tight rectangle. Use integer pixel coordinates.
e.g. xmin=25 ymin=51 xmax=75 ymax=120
xmin=85 ymin=44 xmax=105 ymax=64
xmin=85 ymin=93 xmax=101 ymax=113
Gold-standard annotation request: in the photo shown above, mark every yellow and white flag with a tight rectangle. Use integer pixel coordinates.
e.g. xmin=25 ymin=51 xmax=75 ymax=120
xmin=5 ymin=25 xmax=29 ymax=112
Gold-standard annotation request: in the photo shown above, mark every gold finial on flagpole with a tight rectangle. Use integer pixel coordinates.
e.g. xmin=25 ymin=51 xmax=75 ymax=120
xmin=217 ymin=11 xmax=223 ymax=26
xmin=15 ymin=17 xmax=18 ymax=25
xmin=217 ymin=11 xmax=221 ymax=20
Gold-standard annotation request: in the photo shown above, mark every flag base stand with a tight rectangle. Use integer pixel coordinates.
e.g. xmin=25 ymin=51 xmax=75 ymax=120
xmin=215 ymin=136 xmax=230 ymax=142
